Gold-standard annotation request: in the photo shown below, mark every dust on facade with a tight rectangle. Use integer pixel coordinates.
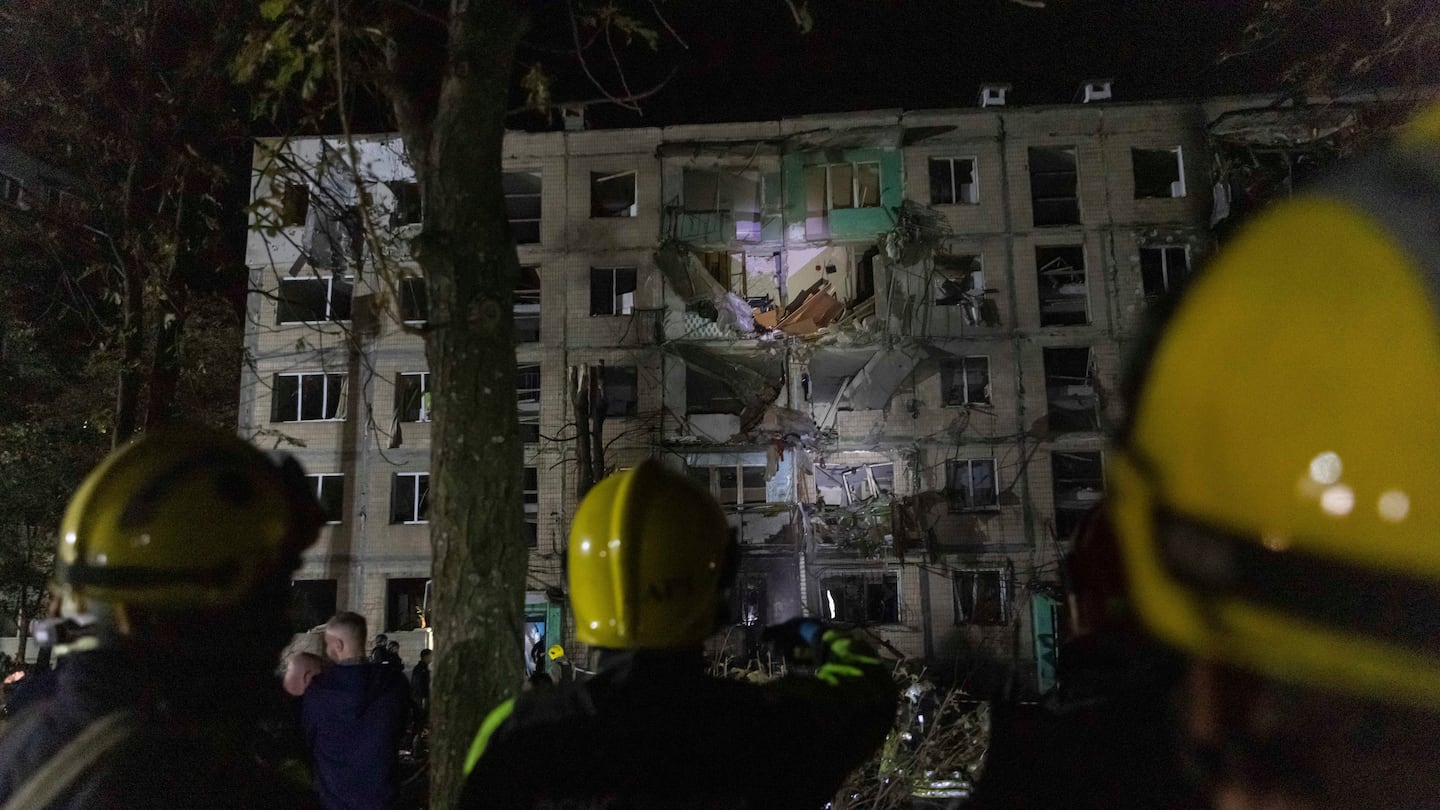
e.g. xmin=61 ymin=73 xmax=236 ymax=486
xmin=237 ymin=83 xmax=1361 ymax=695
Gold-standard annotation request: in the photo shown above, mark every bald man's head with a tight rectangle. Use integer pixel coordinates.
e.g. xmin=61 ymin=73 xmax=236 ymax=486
xmin=283 ymin=651 xmax=325 ymax=696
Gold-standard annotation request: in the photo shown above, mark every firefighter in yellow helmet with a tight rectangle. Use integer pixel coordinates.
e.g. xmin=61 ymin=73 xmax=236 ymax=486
xmin=1106 ymin=109 xmax=1440 ymax=808
xmin=0 ymin=427 xmax=325 ymax=808
xmin=459 ymin=460 xmax=897 ymax=808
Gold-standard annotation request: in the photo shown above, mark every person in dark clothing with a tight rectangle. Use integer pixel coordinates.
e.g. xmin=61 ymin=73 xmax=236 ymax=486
xmin=305 ymin=611 xmax=411 ymax=810
xmin=369 ymin=635 xmax=402 ymax=672
xmin=0 ymin=427 xmax=325 ymax=808
xmin=409 ymin=649 xmax=431 ymax=713
xmin=460 ymin=461 xmax=896 ymax=809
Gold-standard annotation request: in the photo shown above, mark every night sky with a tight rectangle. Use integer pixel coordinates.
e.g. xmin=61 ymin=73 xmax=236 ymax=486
xmin=528 ymin=0 xmax=1276 ymax=130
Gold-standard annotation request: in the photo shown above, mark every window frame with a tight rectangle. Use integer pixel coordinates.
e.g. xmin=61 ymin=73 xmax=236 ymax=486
xmin=1052 ymin=450 xmax=1106 ymax=541
xmin=589 ymin=266 xmax=637 ymax=317
xmin=940 ymin=356 xmax=991 ymax=407
xmin=590 ymin=170 xmax=638 ymax=218
xmin=1035 ymin=245 xmax=1089 ymax=327
xmin=504 ymin=170 xmax=543 ymax=243
xmin=952 ymin=568 xmax=1011 ymax=626
xmin=946 ymin=458 xmax=1000 ymax=513
xmin=396 ymin=371 xmax=431 ymax=424
xmin=385 ymin=577 xmax=429 ymax=632
xmin=603 ymin=365 xmax=639 ymax=418
xmin=391 ymin=472 xmax=430 ymax=525
xmin=928 ymin=156 xmax=979 ymax=205
xmin=1139 ymin=245 xmax=1190 ymax=296
xmin=517 ymin=364 xmax=541 ymax=444
xmin=515 ymin=265 xmax=541 ymax=342
xmin=1043 ymin=347 xmax=1099 ymax=433
xmin=271 ymin=372 xmax=346 ymax=423
xmin=523 ymin=466 xmax=539 ymax=548
xmin=398 ymin=276 xmax=428 ymax=323
xmin=305 ymin=473 xmax=345 ymax=524
xmin=1131 ymin=146 xmax=1186 ymax=199
xmin=821 ymin=570 xmax=901 ymax=625
xmin=276 ymin=274 xmax=354 ymax=324
xmin=1028 ymin=146 xmax=1080 ymax=227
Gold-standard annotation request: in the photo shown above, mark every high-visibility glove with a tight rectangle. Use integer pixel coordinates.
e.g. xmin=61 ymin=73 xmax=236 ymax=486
xmin=763 ymin=618 xmax=884 ymax=686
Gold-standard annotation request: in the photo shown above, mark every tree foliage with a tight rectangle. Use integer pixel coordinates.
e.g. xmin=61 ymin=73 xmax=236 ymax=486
xmin=0 ymin=0 xmax=252 ymax=654
xmin=1223 ymin=0 xmax=1440 ymax=94
xmin=0 ymin=0 xmax=251 ymax=442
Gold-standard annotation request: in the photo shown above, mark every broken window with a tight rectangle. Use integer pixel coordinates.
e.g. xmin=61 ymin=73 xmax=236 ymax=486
xmin=306 ymin=473 xmax=344 ymax=524
xmin=386 ymin=180 xmax=422 ymax=228
xmin=515 ymin=266 xmax=541 ymax=342
xmin=815 ymin=462 xmax=893 ymax=506
xmin=822 ymin=572 xmax=899 ymax=625
xmin=1029 ymin=147 xmax=1079 ymax=226
xmin=1052 ymin=451 xmax=1105 ymax=540
xmin=934 ymin=255 xmax=982 ymax=306
xmin=804 ymin=161 xmax=882 ymax=232
xmin=590 ymin=170 xmax=637 ymax=218
xmin=385 ymin=577 xmax=428 ymax=631
xmin=523 ymin=467 xmax=539 ymax=548
xmin=953 ymin=569 xmax=1009 ymax=625
xmin=272 ymin=372 xmax=345 ymax=422
xmin=941 ymin=356 xmax=990 ymax=406
xmin=277 ymin=275 xmax=353 ymax=323
xmin=1132 ymin=147 xmax=1185 ymax=199
xmin=1 ymin=173 xmax=22 ymax=207
xmin=289 ymin=579 xmax=337 ymax=633
xmin=604 ymin=365 xmax=638 ymax=417
xmin=929 ymin=157 xmax=978 ymax=205
xmin=391 ymin=472 xmax=429 ymax=524
xmin=684 ymin=169 xmax=764 ymax=239
xmin=399 ymin=277 xmax=427 ymax=323
xmin=277 ymin=179 xmax=308 ymax=226
xmin=686 ymin=365 xmax=744 ymax=414
xmin=1140 ymin=245 xmax=1189 ymax=296
xmin=844 ymin=462 xmax=894 ymax=502
xmin=947 ymin=459 xmax=999 ymax=513
xmin=503 ymin=170 xmax=542 ymax=244
xmin=590 ymin=266 xmax=636 ymax=316
xmin=1043 ymin=348 xmax=1098 ymax=432
xmin=396 ymin=372 xmax=431 ymax=423
xmin=1036 ymin=246 xmax=1088 ymax=326
xmin=735 ymin=576 xmax=767 ymax=627
xmin=517 ymin=364 xmax=540 ymax=443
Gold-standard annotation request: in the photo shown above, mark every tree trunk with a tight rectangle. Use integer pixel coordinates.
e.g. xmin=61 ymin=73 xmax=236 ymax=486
xmin=394 ymin=4 xmax=530 ymax=806
xmin=114 ymin=262 xmax=145 ymax=446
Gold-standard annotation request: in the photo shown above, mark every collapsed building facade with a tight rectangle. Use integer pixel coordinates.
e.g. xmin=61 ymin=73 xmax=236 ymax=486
xmin=239 ymin=88 xmax=1414 ymax=694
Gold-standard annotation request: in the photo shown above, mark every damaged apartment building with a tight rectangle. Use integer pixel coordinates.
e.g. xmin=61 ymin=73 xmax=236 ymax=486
xmin=240 ymin=86 xmax=1397 ymax=694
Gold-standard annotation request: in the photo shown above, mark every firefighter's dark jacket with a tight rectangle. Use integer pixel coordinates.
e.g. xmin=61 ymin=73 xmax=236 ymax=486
xmin=301 ymin=659 xmax=411 ymax=810
xmin=0 ymin=648 xmax=319 ymax=809
xmin=458 ymin=646 xmax=897 ymax=809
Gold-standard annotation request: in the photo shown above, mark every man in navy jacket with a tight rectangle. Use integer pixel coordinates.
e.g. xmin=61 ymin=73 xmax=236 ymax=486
xmin=303 ymin=612 xmax=411 ymax=810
